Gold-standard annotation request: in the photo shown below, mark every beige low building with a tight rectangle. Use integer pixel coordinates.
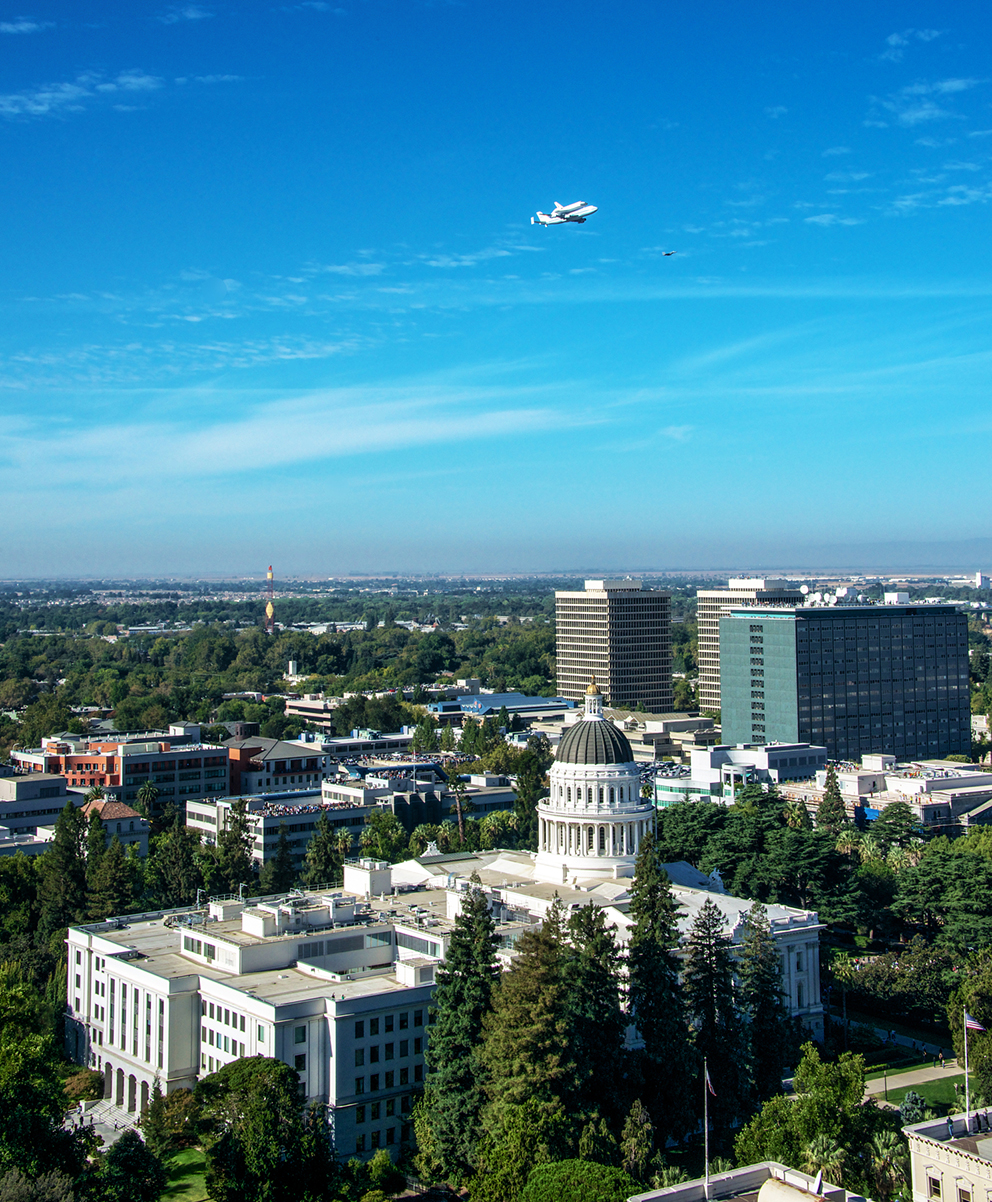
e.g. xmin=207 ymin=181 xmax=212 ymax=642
xmin=904 ymin=1113 xmax=992 ymax=1202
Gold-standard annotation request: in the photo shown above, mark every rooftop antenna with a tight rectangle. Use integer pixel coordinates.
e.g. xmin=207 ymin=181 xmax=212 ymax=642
xmin=265 ymin=565 xmax=275 ymax=636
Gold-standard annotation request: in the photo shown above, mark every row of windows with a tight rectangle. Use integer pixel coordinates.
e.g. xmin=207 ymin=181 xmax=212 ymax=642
xmin=355 ymin=1096 xmax=411 ymax=1122
xmin=355 ymin=1038 xmax=421 ymax=1065
xmin=354 ymin=1011 xmax=422 ymax=1038
xmin=355 ymin=1066 xmax=423 ymax=1093
xmin=201 ymin=1000 xmax=247 ymax=1031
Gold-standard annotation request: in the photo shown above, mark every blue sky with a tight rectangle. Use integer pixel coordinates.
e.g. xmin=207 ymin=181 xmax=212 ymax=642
xmin=1 ymin=1 xmax=991 ymax=577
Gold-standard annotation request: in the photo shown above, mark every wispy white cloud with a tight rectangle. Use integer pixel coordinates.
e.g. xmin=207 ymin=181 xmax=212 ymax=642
xmin=158 ymin=4 xmax=212 ymax=23
xmin=822 ymin=146 xmax=851 ymax=157
xmin=881 ymin=28 xmax=942 ymax=62
xmin=804 ymin=213 xmax=863 ymax=226
xmin=0 ymin=18 xmax=53 ymax=33
xmin=764 ymin=106 xmax=787 ymax=119
xmin=0 ymin=388 xmax=585 ymax=486
xmin=870 ymin=78 xmax=983 ymax=128
xmin=0 ymin=70 xmax=164 ymax=118
xmin=825 ymin=171 xmax=871 ymax=182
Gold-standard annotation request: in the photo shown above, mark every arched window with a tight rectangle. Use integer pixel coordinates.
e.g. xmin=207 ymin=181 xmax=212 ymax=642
xmin=609 ymin=788 xmax=614 ymax=804
xmin=566 ymin=788 xmax=571 ymax=804
xmin=599 ymin=826 xmax=606 ymax=853
xmin=598 ymin=788 xmax=603 ymax=803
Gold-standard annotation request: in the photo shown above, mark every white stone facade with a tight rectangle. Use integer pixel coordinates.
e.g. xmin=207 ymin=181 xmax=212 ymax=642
xmin=535 ymin=683 xmax=654 ymax=885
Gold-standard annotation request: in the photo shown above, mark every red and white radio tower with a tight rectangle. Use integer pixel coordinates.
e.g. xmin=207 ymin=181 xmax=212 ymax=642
xmin=265 ymin=565 xmax=275 ymax=635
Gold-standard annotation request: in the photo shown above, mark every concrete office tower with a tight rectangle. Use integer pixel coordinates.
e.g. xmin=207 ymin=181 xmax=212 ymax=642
xmin=555 ymin=579 xmax=673 ymax=713
xmin=696 ymin=579 xmax=804 ymax=715
xmin=720 ymin=604 xmax=971 ymax=761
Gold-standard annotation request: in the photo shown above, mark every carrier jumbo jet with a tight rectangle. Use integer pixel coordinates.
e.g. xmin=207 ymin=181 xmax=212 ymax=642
xmin=531 ymin=200 xmax=598 ymax=226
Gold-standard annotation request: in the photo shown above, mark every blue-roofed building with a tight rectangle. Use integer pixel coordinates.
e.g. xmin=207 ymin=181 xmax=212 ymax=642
xmin=427 ymin=692 xmax=575 ymax=723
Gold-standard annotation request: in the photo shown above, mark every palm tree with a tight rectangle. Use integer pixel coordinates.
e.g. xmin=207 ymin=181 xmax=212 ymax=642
xmin=803 ymin=1135 xmax=846 ymax=1185
xmin=84 ymin=784 xmax=106 ymax=803
xmin=858 ymin=834 xmax=883 ymax=863
xmin=136 ymin=781 xmax=160 ymax=819
xmin=869 ymin=1131 xmax=908 ymax=1201
xmin=783 ymin=799 xmax=811 ymax=830
xmin=835 ymin=829 xmax=861 ymax=858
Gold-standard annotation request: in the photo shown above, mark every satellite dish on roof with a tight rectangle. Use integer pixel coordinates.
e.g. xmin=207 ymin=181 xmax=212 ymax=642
xmin=800 ymin=585 xmax=810 ymax=595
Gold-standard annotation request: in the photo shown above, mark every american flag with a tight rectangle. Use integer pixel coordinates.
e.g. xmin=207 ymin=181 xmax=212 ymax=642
xmin=965 ymin=1012 xmax=986 ymax=1032
xmin=705 ymin=1066 xmax=716 ymax=1096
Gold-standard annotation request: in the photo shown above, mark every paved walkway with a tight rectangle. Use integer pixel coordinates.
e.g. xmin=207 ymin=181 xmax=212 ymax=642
xmin=865 ymin=1063 xmax=961 ymax=1098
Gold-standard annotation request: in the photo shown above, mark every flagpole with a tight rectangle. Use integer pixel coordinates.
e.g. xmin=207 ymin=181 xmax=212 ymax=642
xmin=704 ymin=1057 xmax=710 ymax=1199
xmin=965 ymin=1008 xmax=971 ymax=1132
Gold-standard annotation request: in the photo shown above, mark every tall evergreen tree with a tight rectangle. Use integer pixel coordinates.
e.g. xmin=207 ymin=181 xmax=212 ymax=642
xmin=563 ymin=904 xmax=625 ymax=1123
xmin=738 ymin=903 xmax=793 ymax=1104
xmin=512 ymin=750 xmax=546 ymax=852
xmin=682 ymin=898 xmax=747 ymax=1135
xmin=217 ymin=798 xmax=255 ymax=893
xmin=259 ymin=824 xmax=296 ymax=895
xmin=37 ymin=801 xmax=87 ymax=938
xmin=416 ymin=887 xmax=500 ymax=1182
xmin=626 ymin=833 xmax=693 ymax=1144
xmin=146 ymin=824 xmax=203 ymax=908
xmin=480 ymin=900 xmax=574 ymax=1115
xmin=84 ymin=809 xmax=107 ymax=898
xmin=816 ymin=767 xmax=848 ymax=833
xmin=89 ymin=837 xmax=136 ymax=920
xmin=302 ymin=811 xmax=343 ymax=888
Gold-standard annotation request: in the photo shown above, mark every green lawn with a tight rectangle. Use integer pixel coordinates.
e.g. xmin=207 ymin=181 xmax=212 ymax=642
xmin=162 ymin=1148 xmax=209 ymax=1202
xmin=881 ymin=1074 xmax=965 ymax=1115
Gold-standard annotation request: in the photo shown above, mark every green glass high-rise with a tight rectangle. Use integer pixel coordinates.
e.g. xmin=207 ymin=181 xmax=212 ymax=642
xmin=720 ymin=604 xmax=970 ymax=760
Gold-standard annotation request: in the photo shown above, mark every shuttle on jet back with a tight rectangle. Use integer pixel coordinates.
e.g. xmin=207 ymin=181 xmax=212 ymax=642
xmin=532 ymin=200 xmax=598 ymax=226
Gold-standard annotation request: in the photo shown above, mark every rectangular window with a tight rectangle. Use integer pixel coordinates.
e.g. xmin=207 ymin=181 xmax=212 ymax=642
xmin=414 ymin=1010 xmax=423 ymax=1027
xmin=355 ymin=1020 xmax=364 ymax=1039
xmin=295 ymin=1026 xmax=307 ymax=1044
xmin=386 ymin=1128 xmax=395 ymax=1145
xmin=209 ymin=1057 xmax=214 ymax=1072
xmin=209 ymin=1003 xmax=215 ymax=1019
xmin=386 ymin=1099 xmax=395 ymax=1117
xmin=371 ymin=1102 xmax=380 ymax=1120
xmin=208 ymin=1029 xmax=214 ymax=1046
xmin=400 ymin=1068 xmax=409 ymax=1085
xmin=384 ymin=1015 xmax=394 ymax=1033
xmin=399 ymin=1013 xmax=408 ymax=1030
xmin=240 ymin=1015 xmax=245 ymax=1032
xmin=400 ymin=1040 xmax=409 ymax=1058
xmin=370 ymin=1046 xmax=379 ymax=1063
xmin=356 ymin=1105 xmax=366 ymax=1124
xmin=356 ymin=1135 xmax=365 ymax=1153
xmin=385 ymin=1043 xmax=394 ymax=1061
xmin=258 ymin=1025 xmax=265 ymax=1043
xmin=958 ymin=1189 xmax=971 ymax=1202
xmin=414 ymin=1037 xmax=422 ymax=1055
xmin=385 ymin=1071 xmax=394 ymax=1088
xmin=355 ymin=1049 xmax=364 ymax=1067
xmin=414 ymin=1064 xmax=423 ymax=1082
xmin=239 ymin=1043 xmax=244 ymax=1057
xmin=295 ymin=1054 xmax=306 ymax=1072
xmin=928 ymin=1179 xmax=941 ymax=1200
xmin=355 ymin=1078 xmax=364 ymax=1095
xmin=371 ymin=1131 xmax=380 ymax=1149
xmin=370 ymin=1018 xmax=379 ymax=1036
xmin=224 ymin=1009 xmax=230 ymax=1026
xmin=370 ymin=1074 xmax=379 ymax=1091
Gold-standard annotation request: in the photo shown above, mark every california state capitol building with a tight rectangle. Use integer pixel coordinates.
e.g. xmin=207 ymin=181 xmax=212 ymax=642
xmin=64 ymin=678 xmax=823 ymax=1157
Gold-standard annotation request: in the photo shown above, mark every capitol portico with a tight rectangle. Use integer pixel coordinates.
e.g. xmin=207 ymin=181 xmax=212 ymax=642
xmin=535 ymin=677 xmax=654 ymax=886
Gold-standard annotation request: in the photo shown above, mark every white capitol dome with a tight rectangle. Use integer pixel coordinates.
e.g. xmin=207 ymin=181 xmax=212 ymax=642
xmin=535 ymin=677 xmax=653 ymax=886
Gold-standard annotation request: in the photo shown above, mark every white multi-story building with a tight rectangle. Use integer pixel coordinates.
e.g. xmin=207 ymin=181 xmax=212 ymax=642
xmin=187 ymin=792 xmax=387 ymax=872
xmin=64 ymin=885 xmax=456 ymax=1157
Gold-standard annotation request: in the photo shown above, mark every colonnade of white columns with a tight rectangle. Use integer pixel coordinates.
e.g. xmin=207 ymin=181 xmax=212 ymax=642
xmin=538 ymin=817 xmax=648 ymax=858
